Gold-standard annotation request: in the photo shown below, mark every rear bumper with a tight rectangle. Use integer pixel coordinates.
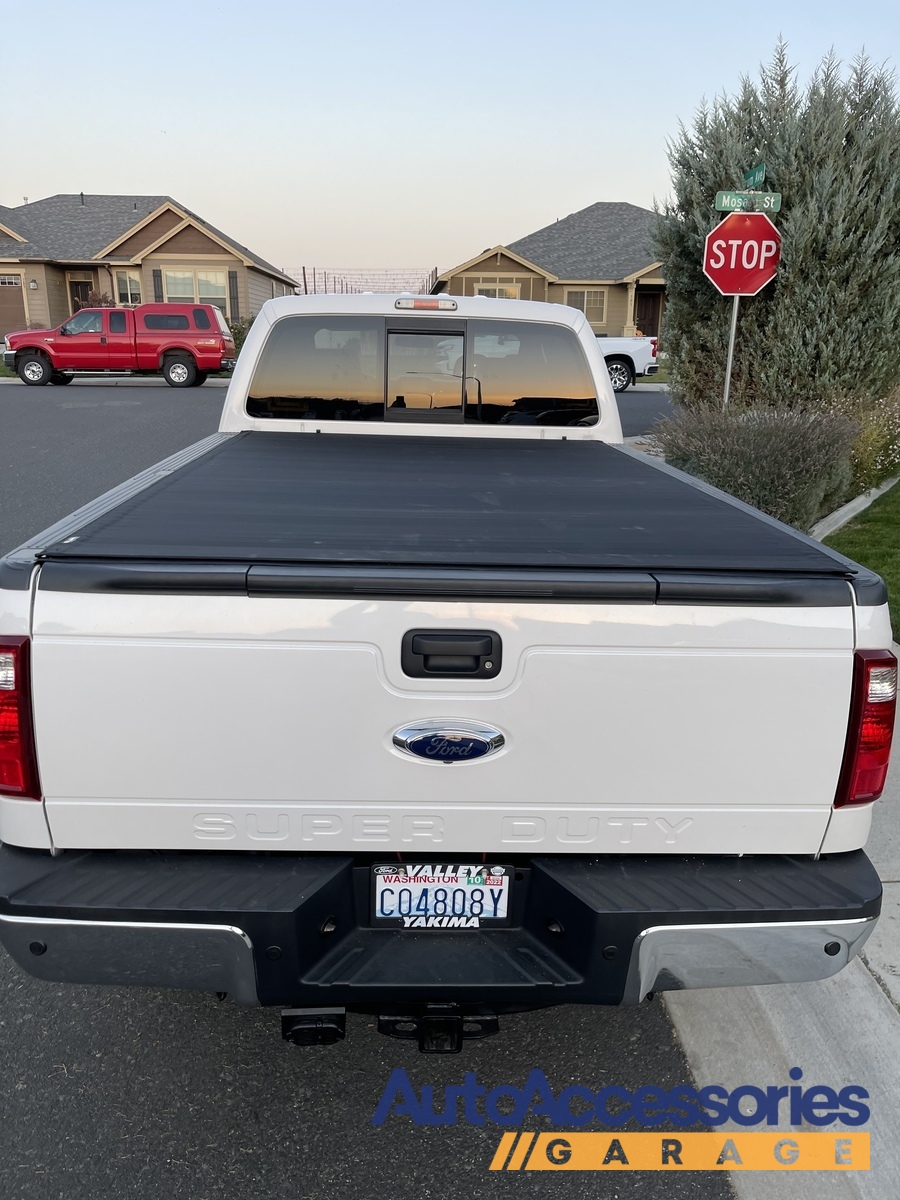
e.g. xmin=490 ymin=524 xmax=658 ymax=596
xmin=0 ymin=847 xmax=881 ymax=1009
xmin=220 ymin=358 xmax=236 ymax=371
xmin=640 ymin=363 xmax=659 ymax=376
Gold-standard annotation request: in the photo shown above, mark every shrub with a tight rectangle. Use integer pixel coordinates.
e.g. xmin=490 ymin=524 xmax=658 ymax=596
xmin=227 ymin=316 xmax=255 ymax=356
xmin=826 ymin=392 xmax=900 ymax=494
xmin=77 ymin=290 xmax=115 ymax=308
xmin=649 ymin=407 xmax=858 ymax=531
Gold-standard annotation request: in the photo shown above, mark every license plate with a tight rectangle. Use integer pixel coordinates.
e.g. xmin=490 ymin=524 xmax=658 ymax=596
xmin=372 ymin=863 xmax=512 ymax=929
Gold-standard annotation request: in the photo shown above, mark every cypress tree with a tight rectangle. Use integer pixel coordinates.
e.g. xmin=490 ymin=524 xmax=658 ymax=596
xmin=657 ymin=43 xmax=900 ymax=409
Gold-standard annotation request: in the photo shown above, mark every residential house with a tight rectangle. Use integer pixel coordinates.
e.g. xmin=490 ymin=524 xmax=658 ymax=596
xmin=431 ymin=201 xmax=665 ymax=339
xmin=0 ymin=194 xmax=296 ymax=338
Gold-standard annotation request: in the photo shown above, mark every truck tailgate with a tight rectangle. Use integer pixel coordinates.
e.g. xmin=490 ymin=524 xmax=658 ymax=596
xmin=29 ymin=432 xmax=859 ymax=854
xmin=31 ymin=588 xmax=853 ymax=854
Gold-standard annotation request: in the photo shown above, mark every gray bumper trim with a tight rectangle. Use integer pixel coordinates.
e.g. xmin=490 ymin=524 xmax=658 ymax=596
xmin=623 ymin=916 xmax=877 ymax=1004
xmin=0 ymin=914 xmax=259 ymax=1005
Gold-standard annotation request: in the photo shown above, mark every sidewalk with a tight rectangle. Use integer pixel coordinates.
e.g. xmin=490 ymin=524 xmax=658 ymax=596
xmin=665 ymin=700 xmax=900 ymax=1198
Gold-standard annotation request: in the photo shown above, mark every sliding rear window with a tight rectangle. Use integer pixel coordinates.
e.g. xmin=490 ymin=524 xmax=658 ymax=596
xmin=246 ymin=315 xmax=597 ymax=425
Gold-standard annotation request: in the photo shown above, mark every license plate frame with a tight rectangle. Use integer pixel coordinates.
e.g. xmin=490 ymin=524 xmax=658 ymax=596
xmin=371 ymin=863 xmax=513 ymax=929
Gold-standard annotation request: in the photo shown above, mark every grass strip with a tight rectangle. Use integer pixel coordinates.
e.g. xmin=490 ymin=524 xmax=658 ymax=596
xmin=825 ymin=480 xmax=900 ymax=637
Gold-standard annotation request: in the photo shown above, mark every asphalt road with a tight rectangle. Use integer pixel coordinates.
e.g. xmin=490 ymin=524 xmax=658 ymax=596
xmin=616 ymin=382 xmax=673 ymax=438
xmin=0 ymin=379 xmax=721 ymax=1200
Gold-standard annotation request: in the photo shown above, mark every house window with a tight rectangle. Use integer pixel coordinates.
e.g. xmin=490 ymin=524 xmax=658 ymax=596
xmin=475 ymin=283 xmax=518 ymax=297
xmin=163 ymin=268 xmax=228 ymax=314
xmin=565 ymin=289 xmax=606 ymax=325
xmin=0 ymin=275 xmax=22 ymax=286
xmin=115 ymin=270 xmax=142 ymax=306
xmin=164 ymin=270 xmax=196 ymax=301
xmin=197 ymin=270 xmax=227 ymax=312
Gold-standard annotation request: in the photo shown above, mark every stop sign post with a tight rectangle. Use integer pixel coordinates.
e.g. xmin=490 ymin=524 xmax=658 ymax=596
xmin=702 ymin=211 xmax=782 ymax=406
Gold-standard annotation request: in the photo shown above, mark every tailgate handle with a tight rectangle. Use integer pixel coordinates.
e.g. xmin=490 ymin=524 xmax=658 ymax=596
xmin=402 ymin=630 xmax=501 ymax=679
xmin=412 ymin=634 xmax=492 ymax=657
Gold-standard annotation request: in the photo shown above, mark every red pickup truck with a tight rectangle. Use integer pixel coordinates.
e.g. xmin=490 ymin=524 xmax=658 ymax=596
xmin=3 ymin=303 xmax=237 ymax=388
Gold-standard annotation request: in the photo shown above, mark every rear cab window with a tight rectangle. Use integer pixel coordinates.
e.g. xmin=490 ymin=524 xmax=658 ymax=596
xmin=246 ymin=316 xmax=598 ymax=426
xmin=143 ymin=313 xmax=190 ymax=331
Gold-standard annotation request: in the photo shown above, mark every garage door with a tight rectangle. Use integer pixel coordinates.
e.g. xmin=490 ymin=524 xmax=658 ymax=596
xmin=0 ymin=274 xmax=26 ymax=340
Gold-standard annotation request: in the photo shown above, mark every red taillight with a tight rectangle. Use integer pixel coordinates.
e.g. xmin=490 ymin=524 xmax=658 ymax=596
xmin=0 ymin=637 xmax=41 ymax=799
xmin=651 ymin=338 xmax=658 ymax=358
xmin=834 ymin=649 xmax=897 ymax=807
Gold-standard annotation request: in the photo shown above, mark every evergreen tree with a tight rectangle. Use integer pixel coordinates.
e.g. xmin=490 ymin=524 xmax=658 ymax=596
xmin=657 ymin=43 xmax=900 ymax=408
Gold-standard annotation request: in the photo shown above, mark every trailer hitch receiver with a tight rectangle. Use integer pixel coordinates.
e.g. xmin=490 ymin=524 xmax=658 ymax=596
xmin=378 ymin=1004 xmax=499 ymax=1053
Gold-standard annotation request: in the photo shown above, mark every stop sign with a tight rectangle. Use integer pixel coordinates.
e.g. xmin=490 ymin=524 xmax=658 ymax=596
xmin=703 ymin=211 xmax=781 ymax=296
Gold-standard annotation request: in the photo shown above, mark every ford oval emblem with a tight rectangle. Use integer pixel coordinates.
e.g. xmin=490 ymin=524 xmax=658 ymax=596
xmin=393 ymin=719 xmax=505 ymax=764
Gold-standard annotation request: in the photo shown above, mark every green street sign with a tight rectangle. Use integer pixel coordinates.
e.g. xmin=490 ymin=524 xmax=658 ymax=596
xmin=716 ymin=190 xmax=781 ymax=213
xmin=743 ymin=163 xmax=766 ymax=188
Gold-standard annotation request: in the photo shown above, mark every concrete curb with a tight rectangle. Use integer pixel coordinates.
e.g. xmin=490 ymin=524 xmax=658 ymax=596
xmin=810 ymin=475 xmax=900 ymax=540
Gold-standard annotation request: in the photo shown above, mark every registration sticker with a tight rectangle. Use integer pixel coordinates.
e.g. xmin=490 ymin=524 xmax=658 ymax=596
xmin=372 ymin=864 xmax=512 ymax=929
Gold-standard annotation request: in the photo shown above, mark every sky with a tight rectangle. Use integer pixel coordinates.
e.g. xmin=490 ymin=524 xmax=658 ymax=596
xmin=3 ymin=0 xmax=899 ymax=274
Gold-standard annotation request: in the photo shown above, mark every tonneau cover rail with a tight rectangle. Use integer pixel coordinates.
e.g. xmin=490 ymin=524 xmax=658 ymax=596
xmin=34 ymin=559 xmax=853 ymax=606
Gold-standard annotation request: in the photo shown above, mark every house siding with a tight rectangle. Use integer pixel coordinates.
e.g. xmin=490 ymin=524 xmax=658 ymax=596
xmin=546 ymin=282 xmax=631 ymax=335
xmin=45 ymin=265 xmax=71 ymax=325
xmin=109 ymin=210 xmax=183 ymax=258
xmin=603 ymin=285 xmax=630 ymax=335
xmin=152 ymin=226 xmax=230 ymax=255
xmin=247 ymin=268 xmax=276 ymax=317
xmin=23 ymin=265 xmax=51 ymax=328
xmin=475 ymin=252 xmax=531 ymax=273
xmin=440 ymin=264 xmax=642 ymax=335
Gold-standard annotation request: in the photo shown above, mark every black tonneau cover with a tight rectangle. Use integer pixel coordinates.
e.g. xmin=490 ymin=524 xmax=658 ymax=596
xmin=39 ymin=432 xmax=853 ymax=582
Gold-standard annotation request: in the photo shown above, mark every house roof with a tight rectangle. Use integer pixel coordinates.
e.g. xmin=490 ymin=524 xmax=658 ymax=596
xmin=507 ymin=201 xmax=659 ymax=280
xmin=0 ymin=203 xmax=44 ymax=258
xmin=0 ymin=194 xmax=294 ymax=284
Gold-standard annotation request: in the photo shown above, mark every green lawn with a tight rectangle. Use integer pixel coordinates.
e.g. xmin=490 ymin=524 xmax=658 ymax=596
xmin=642 ymin=364 xmax=670 ymax=384
xmin=825 ymin=480 xmax=900 ymax=635
xmin=0 ymin=363 xmax=14 ymax=378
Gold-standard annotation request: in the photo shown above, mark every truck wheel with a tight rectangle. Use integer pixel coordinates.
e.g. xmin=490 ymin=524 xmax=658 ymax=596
xmin=605 ymin=358 xmax=633 ymax=393
xmin=51 ymin=372 xmax=74 ymax=386
xmin=17 ymin=354 xmax=53 ymax=386
xmin=163 ymin=356 xmax=197 ymax=388
xmin=191 ymin=371 xmax=209 ymax=387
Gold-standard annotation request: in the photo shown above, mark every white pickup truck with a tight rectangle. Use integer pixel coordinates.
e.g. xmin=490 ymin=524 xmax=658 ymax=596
xmin=0 ymin=295 xmax=893 ymax=1054
xmin=596 ymin=334 xmax=658 ymax=392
